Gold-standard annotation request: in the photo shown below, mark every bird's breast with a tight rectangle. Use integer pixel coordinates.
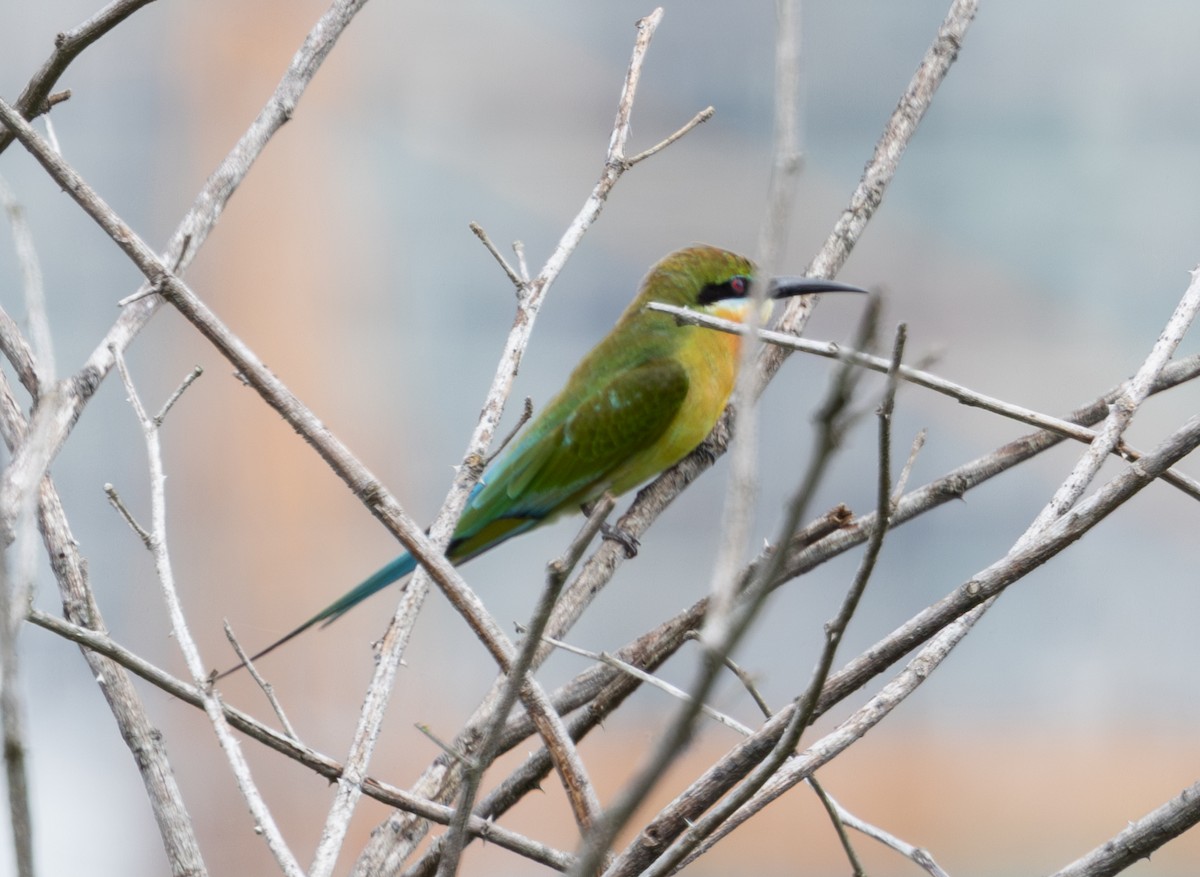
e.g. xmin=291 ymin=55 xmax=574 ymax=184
xmin=603 ymin=324 xmax=740 ymax=496
xmin=674 ymin=323 xmax=741 ymax=434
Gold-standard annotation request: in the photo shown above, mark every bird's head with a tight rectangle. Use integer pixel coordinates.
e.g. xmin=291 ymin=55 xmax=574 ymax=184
xmin=639 ymin=245 xmax=866 ymax=324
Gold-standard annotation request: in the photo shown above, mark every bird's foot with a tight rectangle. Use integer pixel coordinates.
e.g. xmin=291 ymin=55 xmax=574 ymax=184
xmin=600 ymin=522 xmax=640 ymax=558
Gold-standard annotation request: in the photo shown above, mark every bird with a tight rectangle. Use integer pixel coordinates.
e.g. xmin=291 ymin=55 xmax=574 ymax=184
xmin=222 ymin=245 xmax=866 ymax=677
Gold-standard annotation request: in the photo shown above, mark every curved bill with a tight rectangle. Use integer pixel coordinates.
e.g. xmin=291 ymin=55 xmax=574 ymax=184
xmin=768 ymin=276 xmax=870 ymax=299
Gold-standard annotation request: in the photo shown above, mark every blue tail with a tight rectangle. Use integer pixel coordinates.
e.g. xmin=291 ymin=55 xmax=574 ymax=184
xmin=314 ymin=552 xmax=418 ymax=628
xmin=216 ymin=552 xmax=418 ymax=679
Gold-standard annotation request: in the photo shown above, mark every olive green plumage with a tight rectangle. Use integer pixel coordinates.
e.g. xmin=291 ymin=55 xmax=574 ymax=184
xmin=449 ymin=245 xmax=754 ymax=560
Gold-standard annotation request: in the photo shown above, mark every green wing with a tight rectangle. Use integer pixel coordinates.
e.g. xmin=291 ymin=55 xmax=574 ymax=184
xmin=450 ymin=358 xmax=689 ymax=559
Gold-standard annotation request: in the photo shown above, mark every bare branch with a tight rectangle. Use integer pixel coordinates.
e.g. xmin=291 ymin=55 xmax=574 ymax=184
xmin=1048 ymin=777 xmax=1200 ymax=877
xmin=513 ymin=240 xmax=530 ymax=285
xmin=0 ymin=8 xmax=370 ymax=860
xmin=0 ymin=0 xmax=158 ymax=156
xmin=414 ymin=724 xmax=473 ymax=766
xmin=0 ymin=90 xmax=558 ymax=874
xmin=420 ymin=346 xmax=1200 ymax=877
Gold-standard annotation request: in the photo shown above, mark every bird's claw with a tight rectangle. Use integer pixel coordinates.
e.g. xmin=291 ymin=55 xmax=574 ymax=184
xmin=600 ymin=522 xmax=640 ymax=558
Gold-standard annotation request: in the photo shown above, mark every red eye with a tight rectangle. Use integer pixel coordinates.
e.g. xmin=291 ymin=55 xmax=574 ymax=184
xmin=729 ymin=276 xmax=748 ymax=295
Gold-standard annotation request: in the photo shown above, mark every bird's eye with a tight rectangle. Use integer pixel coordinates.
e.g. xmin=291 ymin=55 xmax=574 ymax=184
xmin=697 ymin=275 xmax=753 ymax=305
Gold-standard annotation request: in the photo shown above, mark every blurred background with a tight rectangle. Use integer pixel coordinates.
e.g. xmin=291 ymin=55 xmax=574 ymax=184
xmin=2 ymin=1 xmax=1199 ymax=874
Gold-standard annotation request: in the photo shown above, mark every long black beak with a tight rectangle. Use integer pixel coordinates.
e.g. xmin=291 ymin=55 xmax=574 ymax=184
xmin=768 ymin=276 xmax=870 ymax=299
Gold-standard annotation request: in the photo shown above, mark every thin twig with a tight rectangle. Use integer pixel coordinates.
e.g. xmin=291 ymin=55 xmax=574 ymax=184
xmin=543 ymin=633 xmax=754 ymax=738
xmin=677 ymin=597 xmax=992 ymax=868
xmin=0 ymin=6 xmax=361 ymax=864
xmin=222 ymin=621 xmax=299 ymax=740
xmin=112 ymin=350 xmax=303 ymax=875
xmin=815 ymin=781 xmax=952 ymax=877
xmin=893 ymin=429 xmax=927 ymax=504
xmin=622 ymin=106 xmax=714 ymax=167
xmin=12 ymin=22 xmax=378 ymax=869
xmin=103 ymin=483 xmax=152 ymax=549
xmin=513 ymin=240 xmax=530 ymax=285
xmin=470 ymin=221 xmax=524 ymax=291
xmin=414 ymin=724 xmax=473 ymax=766
xmin=153 ymin=365 xmax=203 ymax=426
xmin=1 ymin=389 xmax=206 ymax=873
xmin=806 ymin=777 xmax=866 ymax=877
xmin=691 ymin=631 xmax=773 ymax=720
xmin=485 ymin=397 xmax=534 ymax=466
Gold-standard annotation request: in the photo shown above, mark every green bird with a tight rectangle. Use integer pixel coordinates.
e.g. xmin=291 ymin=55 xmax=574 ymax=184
xmin=230 ymin=245 xmax=865 ymax=672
